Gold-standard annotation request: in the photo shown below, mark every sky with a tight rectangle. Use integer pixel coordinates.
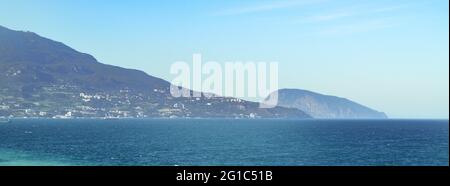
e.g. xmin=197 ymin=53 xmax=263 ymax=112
xmin=0 ymin=0 xmax=448 ymax=118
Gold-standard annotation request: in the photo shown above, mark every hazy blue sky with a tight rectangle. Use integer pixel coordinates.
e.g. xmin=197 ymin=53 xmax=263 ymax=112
xmin=0 ymin=0 xmax=448 ymax=118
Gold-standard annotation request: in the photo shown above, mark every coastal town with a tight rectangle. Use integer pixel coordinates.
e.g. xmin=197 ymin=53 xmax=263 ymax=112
xmin=0 ymin=84 xmax=261 ymax=119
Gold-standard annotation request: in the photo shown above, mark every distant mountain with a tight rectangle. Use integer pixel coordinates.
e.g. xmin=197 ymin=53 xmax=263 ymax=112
xmin=269 ymin=89 xmax=387 ymax=119
xmin=0 ymin=25 xmax=310 ymax=119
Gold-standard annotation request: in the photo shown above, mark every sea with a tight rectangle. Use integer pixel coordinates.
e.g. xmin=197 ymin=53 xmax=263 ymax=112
xmin=0 ymin=119 xmax=448 ymax=166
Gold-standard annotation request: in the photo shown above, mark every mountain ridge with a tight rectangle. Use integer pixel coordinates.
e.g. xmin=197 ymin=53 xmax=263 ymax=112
xmin=270 ymin=88 xmax=387 ymax=119
xmin=0 ymin=25 xmax=310 ymax=119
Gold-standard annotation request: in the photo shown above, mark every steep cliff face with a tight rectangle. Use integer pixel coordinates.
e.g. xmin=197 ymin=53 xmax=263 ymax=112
xmin=270 ymin=89 xmax=387 ymax=119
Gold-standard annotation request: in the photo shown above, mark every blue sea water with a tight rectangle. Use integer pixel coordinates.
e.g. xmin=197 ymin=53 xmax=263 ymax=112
xmin=0 ymin=119 xmax=448 ymax=166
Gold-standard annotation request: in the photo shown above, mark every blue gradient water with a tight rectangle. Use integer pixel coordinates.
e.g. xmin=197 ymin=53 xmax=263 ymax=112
xmin=0 ymin=119 xmax=448 ymax=166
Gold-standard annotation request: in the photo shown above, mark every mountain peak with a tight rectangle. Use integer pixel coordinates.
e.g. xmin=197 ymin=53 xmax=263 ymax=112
xmin=0 ymin=25 xmax=169 ymax=91
xmin=271 ymin=89 xmax=387 ymax=119
xmin=0 ymin=25 xmax=99 ymax=65
xmin=0 ymin=25 xmax=310 ymax=119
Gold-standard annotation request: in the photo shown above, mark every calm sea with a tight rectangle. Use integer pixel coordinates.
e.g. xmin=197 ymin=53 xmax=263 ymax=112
xmin=0 ymin=119 xmax=448 ymax=166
